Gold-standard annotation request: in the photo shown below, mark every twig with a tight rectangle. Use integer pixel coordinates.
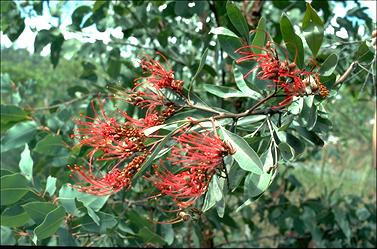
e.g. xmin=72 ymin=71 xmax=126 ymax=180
xmin=27 ymin=93 xmax=95 ymax=111
xmin=334 ymin=61 xmax=358 ymax=86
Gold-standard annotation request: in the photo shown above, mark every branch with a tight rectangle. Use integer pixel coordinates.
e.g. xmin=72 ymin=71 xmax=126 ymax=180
xmin=334 ymin=61 xmax=359 ymax=86
xmin=26 ymin=93 xmax=95 ymax=112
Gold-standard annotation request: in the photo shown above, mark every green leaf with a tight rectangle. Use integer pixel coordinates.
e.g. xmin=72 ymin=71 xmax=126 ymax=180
xmin=19 ymin=144 xmax=33 ymax=182
xmin=133 ymin=123 xmax=189 ymax=180
xmin=71 ymin=5 xmax=92 ymax=31
xmin=226 ymin=2 xmax=249 ymax=41
xmin=34 ymin=206 xmax=65 ymax=241
xmin=209 ymin=27 xmax=238 ymax=38
xmin=1 ymin=121 xmax=38 ymax=153
xmin=22 ymin=202 xmax=57 ymax=224
xmin=302 ymin=3 xmax=324 ymax=56
xmin=295 ymin=127 xmax=324 ymax=146
xmin=0 ymin=105 xmax=29 ymax=125
xmin=107 ymin=48 xmax=121 ymax=78
xmin=218 ymin=35 xmax=244 ymax=60
xmin=137 ymin=227 xmax=166 ymax=246
xmin=1 ymin=206 xmax=31 ymax=227
xmin=300 ymin=95 xmax=317 ymax=130
xmin=50 ymin=34 xmax=65 ymax=68
xmin=202 ymin=175 xmax=223 ymax=213
xmin=356 ymin=41 xmax=375 ymax=63
xmin=278 ymin=142 xmax=294 ymax=160
xmin=244 ymin=171 xmax=273 ymax=198
xmin=251 ymin=17 xmax=266 ymax=54
xmin=45 ymin=176 xmax=57 ymax=197
xmin=0 ymin=173 xmax=30 ymax=206
xmin=160 ymin=224 xmax=174 ymax=245
xmin=1 ymin=226 xmax=16 ymax=245
xmin=220 ymin=127 xmax=263 ymax=174
xmin=34 ymin=29 xmax=51 ymax=54
xmin=80 ymin=212 xmax=117 ymax=233
xmin=320 ymin=53 xmax=338 ymax=76
xmin=125 ymin=210 xmax=151 ymax=230
xmin=280 ymin=14 xmax=304 ymax=68
xmin=233 ymin=66 xmax=263 ymax=99
xmin=333 ymin=207 xmax=351 ymax=241
xmin=203 ymin=84 xmax=247 ymax=98
xmin=190 ymin=48 xmax=208 ymax=86
xmin=34 ymin=135 xmax=67 ymax=156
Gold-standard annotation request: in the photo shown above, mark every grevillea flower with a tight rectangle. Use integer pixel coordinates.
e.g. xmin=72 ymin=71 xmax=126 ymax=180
xmin=169 ymin=130 xmax=233 ymax=171
xmin=149 ymin=163 xmax=213 ymax=208
xmin=72 ymin=98 xmax=146 ymax=166
xmin=68 ymin=154 xmax=147 ymax=196
xmin=148 ymin=129 xmax=234 ymax=208
xmin=235 ymin=32 xmax=323 ymax=107
xmin=135 ymin=53 xmax=184 ymax=93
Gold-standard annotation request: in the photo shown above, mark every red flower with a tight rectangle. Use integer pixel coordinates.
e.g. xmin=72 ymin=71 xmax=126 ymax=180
xmin=72 ymin=98 xmax=146 ymax=166
xmin=149 ymin=163 xmax=213 ymax=208
xmin=148 ymin=129 xmax=234 ymax=208
xmin=68 ymin=154 xmax=147 ymax=196
xmin=235 ymin=36 xmax=317 ymax=107
xmin=169 ymin=130 xmax=233 ymax=171
xmin=135 ymin=53 xmax=183 ymax=93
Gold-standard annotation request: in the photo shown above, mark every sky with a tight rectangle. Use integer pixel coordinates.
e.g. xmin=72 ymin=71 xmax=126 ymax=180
xmin=0 ymin=0 xmax=376 ymax=56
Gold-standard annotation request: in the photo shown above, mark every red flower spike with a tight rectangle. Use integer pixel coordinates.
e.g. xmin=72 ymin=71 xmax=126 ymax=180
xmin=148 ymin=163 xmax=214 ymax=208
xmin=169 ymin=130 xmax=233 ymax=171
xmin=68 ymin=154 xmax=147 ymax=196
xmin=72 ymin=98 xmax=146 ymax=167
xmin=148 ymin=130 xmax=234 ymax=208
xmin=135 ymin=53 xmax=183 ymax=93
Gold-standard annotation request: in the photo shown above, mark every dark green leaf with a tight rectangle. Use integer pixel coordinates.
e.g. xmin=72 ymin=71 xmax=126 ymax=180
xmin=0 ymin=105 xmax=29 ymax=125
xmin=80 ymin=212 xmax=117 ymax=233
xmin=251 ymin=17 xmax=266 ymax=54
xmin=1 ymin=206 xmax=31 ymax=227
xmin=302 ymin=3 xmax=324 ymax=56
xmin=320 ymin=53 xmax=338 ymax=76
xmin=71 ymin=6 xmax=92 ymax=31
xmin=1 ymin=121 xmax=38 ymax=153
xmin=22 ymin=202 xmax=57 ymax=224
xmin=226 ymin=2 xmax=249 ymax=41
xmin=203 ymin=84 xmax=247 ymax=98
xmin=280 ymin=14 xmax=304 ymax=68
xmin=34 ymin=206 xmax=66 ymax=241
xmin=137 ymin=227 xmax=166 ymax=246
xmin=356 ymin=41 xmax=375 ymax=63
xmin=107 ymin=48 xmax=121 ymax=78
xmin=0 ymin=173 xmax=30 ymax=206
xmin=50 ymin=34 xmax=65 ymax=68
xmin=278 ymin=142 xmax=294 ymax=160
xmin=34 ymin=135 xmax=67 ymax=156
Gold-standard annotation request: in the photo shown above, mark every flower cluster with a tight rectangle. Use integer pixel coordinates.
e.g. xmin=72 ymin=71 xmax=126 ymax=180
xmin=235 ymin=32 xmax=329 ymax=106
xmin=148 ymin=129 xmax=234 ymax=209
xmin=69 ymin=53 xmax=183 ymax=195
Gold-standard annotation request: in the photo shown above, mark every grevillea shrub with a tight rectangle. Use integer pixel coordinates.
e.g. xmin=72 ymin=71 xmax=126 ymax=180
xmin=1 ymin=1 xmax=375 ymax=247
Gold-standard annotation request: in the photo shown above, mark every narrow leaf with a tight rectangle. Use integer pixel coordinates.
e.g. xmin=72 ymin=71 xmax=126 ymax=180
xmin=226 ymin=2 xmax=249 ymax=41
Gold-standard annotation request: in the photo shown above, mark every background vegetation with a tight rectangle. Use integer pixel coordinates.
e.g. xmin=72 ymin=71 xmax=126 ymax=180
xmin=1 ymin=0 xmax=376 ymax=247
